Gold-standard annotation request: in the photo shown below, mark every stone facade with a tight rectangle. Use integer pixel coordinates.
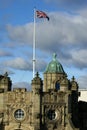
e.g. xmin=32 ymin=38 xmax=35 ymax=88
xmin=0 ymin=54 xmax=87 ymax=130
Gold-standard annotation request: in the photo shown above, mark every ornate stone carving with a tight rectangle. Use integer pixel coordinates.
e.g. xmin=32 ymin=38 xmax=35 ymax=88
xmin=44 ymin=104 xmax=65 ymax=128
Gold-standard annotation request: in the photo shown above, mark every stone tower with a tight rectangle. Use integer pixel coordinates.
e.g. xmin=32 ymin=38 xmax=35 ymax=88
xmin=0 ymin=53 xmax=84 ymax=130
xmin=32 ymin=72 xmax=43 ymax=130
xmin=41 ymin=53 xmax=79 ymax=130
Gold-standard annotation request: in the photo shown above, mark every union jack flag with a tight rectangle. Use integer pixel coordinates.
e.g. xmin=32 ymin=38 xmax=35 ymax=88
xmin=36 ymin=10 xmax=49 ymax=21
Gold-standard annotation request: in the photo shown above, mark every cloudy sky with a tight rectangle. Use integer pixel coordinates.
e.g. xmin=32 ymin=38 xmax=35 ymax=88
xmin=0 ymin=0 xmax=87 ymax=89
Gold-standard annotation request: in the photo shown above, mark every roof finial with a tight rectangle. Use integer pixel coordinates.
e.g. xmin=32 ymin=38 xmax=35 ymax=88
xmin=35 ymin=72 xmax=39 ymax=78
xmin=52 ymin=53 xmax=57 ymax=61
xmin=72 ymin=76 xmax=75 ymax=81
xmin=4 ymin=72 xmax=8 ymax=77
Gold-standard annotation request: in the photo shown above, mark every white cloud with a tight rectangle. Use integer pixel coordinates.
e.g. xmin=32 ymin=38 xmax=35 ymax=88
xmin=6 ymin=11 xmax=87 ymax=70
xmin=77 ymin=75 xmax=87 ymax=89
xmin=36 ymin=59 xmax=47 ymax=71
xmin=0 ymin=49 xmax=13 ymax=57
xmin=71 ymin=49 xmax=87 ymax=68
xmin=7 ymin=23 xmax=33 ymax=45
xmin=3 ymin=57 xmax=32 ymax=71
xmin=7 ymin=12 xmax=87 ymax=47
xmin=0 ymin=57 xmax=47 ymax=72
xmin=45 ymin=0 xmax=87 ymax=10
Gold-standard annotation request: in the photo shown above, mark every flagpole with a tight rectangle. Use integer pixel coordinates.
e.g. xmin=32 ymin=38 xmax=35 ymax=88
xmin=33 ymin=7 xmax=36 ymax=78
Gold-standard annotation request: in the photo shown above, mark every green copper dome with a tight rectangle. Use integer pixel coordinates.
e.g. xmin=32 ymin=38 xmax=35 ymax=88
xmin=45 ymin=53 xmax=65 ymax=73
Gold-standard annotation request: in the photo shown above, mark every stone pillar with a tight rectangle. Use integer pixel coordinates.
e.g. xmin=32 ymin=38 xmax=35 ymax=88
xmin=31 ymin=72 xmax=43 ymax=130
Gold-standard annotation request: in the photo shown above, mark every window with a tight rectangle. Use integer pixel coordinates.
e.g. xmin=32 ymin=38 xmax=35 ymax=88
xmin=14 ymin=109 xmax=24 ymax=121
xmin=47 ymin=110 xmax=56 ymax=120
xmin=55 ymin=82 xmax=60 ymax=90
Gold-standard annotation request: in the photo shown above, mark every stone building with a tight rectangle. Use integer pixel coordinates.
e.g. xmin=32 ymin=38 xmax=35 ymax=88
xmin=0 ymin=53 xmax=87 ymax=130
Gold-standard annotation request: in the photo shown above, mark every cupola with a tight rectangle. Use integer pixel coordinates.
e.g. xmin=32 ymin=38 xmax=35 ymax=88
xmin=45 ymin=53 xmax=65 ymax=74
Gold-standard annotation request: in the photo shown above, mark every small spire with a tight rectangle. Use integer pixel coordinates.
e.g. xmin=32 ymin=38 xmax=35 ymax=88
xmin=72 ymin=76 xmax=75 ymax=81
xmin=52 ymin=53 xmax=57 ymax=61
xmin=4 ymin=72 xmax=8 ymax=77
xmin=35 ymin=72 xmax=39 ymax=78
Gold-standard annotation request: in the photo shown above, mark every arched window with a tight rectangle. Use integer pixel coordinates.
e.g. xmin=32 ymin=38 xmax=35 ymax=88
xmin=55 ymin=81 xmax=60 ymax=90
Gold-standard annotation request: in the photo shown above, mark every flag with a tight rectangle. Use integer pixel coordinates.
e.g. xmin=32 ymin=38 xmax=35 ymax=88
xmin=36 ymin=10 xmax=49 ymax=21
